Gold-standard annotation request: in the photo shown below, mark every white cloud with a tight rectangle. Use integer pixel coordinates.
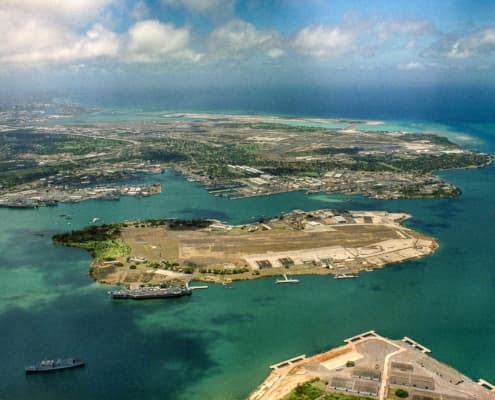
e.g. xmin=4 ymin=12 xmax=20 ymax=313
xmin=398 ymin=61 xmax=448 ymax=71
xmin=123 ymin=20 xmax=200 ymax=63
xmin=0 ymin=23 xmax=119 ymax=64
xmin=293 ymin=25 xmax=356 ymax=58
xmin=0 ymin=0 xmax=119 ymax=66
xmin=377 ymin=19 xmax=433 ymax=41
xmin=424 ymin=27 xmax=495 ymax=60
xmin=1 ymin=0 xmax=114 ymax=25
xmin=0 ymin=2 xmax=201 ymax=66
xmin=0 ymin=0 xmax=118 ymax=65
xmin=207 ymin=19 xmax=282 ymax=59
xmin=398 ymin=61 xmax=425 ymax=70
xmin=210 ymin=20 xmax=271 ymax=50
xmin=267 ymin=48 xmax=285 ymax=59
xmin=447 ymin=28 xmax=495 ymax=58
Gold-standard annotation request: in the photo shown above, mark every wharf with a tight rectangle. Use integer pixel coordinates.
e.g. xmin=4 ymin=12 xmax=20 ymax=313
xmin=248 ymin=331 xmax=495 ymax=400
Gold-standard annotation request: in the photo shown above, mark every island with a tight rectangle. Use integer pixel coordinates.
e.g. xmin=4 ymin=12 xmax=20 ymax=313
xmin=248 ymin=331 xmax=495 ymax=400
xmin=1 ymin=107 xmax=493 ymax=206
xmin=53 ymin=209 xmax=437 ymax=287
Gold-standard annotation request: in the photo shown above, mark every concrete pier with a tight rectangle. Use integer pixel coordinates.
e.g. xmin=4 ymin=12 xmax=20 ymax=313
xmin=402 ymin=336 xmax=431 ymax=353
xmin=344 ymin=330 xmax=379 ymax=344
xmin=269 ymin=355 xmax=306 ymax=370
xmin=479 ymin=379 xmax=495 ymax=392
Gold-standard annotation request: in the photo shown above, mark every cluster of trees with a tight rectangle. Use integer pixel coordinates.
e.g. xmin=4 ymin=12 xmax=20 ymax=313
xmin=167 ymin=219 xmax=212 ymax=230
xmin=53 ymin=224 xmax=122 ymax=244
xmin=126 ymin=218 xmax=212 ymax=230
xmin=53 ymin=224 xmax=129 ymax=260
xmin=139 ymin=148 xmax=189 ymax=163
xmin=395 ymin=389 xmax=409 ymax=398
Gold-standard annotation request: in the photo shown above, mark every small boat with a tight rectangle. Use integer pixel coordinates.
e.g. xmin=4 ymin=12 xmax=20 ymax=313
xmin=188 ymin=285 xmax=209 ymax=290
xmin=334 ymin=274 xmax=358 ymax=279
xmin=276 ymin=274 xmax=300 ymax=284
xmin=91 ymin=217 xmax=100 ymax=223
xmin=25 ymin=358 xmax=85 ymax=374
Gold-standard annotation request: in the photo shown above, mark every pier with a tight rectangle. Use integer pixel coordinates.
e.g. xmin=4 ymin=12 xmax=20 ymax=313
xmin=344 ymin=330 xmax=379 ymax=344
xmin=402 ymin=336 xmax=431 ymax=353
xmin=479 ymin=379 xmax=495 ymax=392
xmin=269 ymin=355 xmax=306 ymax=370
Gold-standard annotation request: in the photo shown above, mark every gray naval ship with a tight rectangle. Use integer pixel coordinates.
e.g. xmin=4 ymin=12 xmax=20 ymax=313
xmin=25 ymin=358 xmax=85 ymax=374
xmin=108 ymin=283 xmax=192 ymax=300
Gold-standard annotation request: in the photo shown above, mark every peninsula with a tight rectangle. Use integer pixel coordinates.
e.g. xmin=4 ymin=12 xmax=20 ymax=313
xmin=53 ymin=209 xmax=437 ymax=287
xmin=248 ymin=331 xmax=495 ymax=400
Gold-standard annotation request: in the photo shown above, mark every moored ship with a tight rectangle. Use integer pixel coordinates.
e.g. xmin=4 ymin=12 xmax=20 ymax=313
xmin=334 ymin=273 xmax=358 ymax=279
xmin=108 ymin=284 xmax=192 ymax=300
xmin=25 ymin=358 xmax=85 ymax=374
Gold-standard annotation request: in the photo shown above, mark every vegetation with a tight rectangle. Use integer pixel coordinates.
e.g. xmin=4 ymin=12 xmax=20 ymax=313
xmin=0 ymin=162 xmax=78 ymax=188
xmin=53 ymin=224 xmax=130 ymax=260
xmin=52 ymin=218 xmax=214 ymax=263
xmin=36 ymin=137 xmax=119 ymax=155
xmin=139 ymin=148 xmax=189 ymax=163
xmin=166 ymin=219 xmax=213 ymax=230
xmin=285 ymin=379 xmax=373 ymax=400
xmin=395 ymin=389 xmax=409 ymax=398
xmin=136 ymin=137 xmax=259 ymax=179
xmin=130 ymin=218 xmax=213 ymax=230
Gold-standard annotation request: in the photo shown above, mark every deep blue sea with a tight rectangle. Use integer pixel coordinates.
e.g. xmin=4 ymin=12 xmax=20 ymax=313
xmin=1 ymin=87 xmax=495 ymax=399
xmin=72 ymin=85 xmax=495 ymax=124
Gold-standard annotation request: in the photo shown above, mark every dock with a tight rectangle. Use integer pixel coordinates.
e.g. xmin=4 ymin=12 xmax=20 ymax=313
xmin=188 ymin=285 xmax=209 ymax=290
xmin=479 ymin=379 xmax=495 ymax=392
xmin=344 ymin=330 xmax=379 ymax=344
xmin=275 ymin=274 xmax=300 ymax=284
xmin=402 ymin=336 xmax=431 ymax=353
xmin=269 ymin=355 xmax=306 ymax=370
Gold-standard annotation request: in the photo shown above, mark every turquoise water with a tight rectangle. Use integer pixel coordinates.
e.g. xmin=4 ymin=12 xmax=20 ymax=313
xmin=1 ymin=116 xmax=495 ymax=398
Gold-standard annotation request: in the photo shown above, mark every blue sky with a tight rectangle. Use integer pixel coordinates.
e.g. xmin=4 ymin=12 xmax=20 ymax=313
xmin=1 ymin=0 xmax=495 ymax=91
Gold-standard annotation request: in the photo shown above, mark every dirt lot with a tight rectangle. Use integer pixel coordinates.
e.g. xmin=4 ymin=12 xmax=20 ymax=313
xmin=91 ymin=210 xmax=437 ymax=286
xmin=121 ymin=223 xmax=415 ymax=268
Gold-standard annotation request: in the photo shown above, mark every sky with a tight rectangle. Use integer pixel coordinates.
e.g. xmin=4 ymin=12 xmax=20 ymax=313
xmin=1 ymin=0 xmax=495 ymax=92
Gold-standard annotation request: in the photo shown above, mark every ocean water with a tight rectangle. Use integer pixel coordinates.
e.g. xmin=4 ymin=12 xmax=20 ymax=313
xmin=1 ymin=91 xmax=495 ymax=399
xmin=73 ymin=85 xmax=495 ymax=124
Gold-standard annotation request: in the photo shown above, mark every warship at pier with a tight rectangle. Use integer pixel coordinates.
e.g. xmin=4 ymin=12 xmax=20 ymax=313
xmin=108 ymin=284 xmax=192 ymax=300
